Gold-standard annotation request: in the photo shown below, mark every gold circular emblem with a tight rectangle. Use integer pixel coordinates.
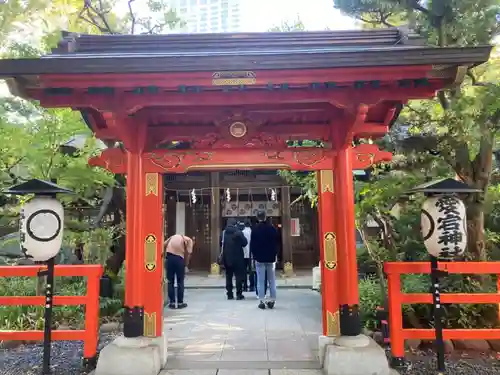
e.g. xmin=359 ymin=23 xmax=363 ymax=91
xmin=229 ymin=122 xmax=247 ymax=138
xmin=145 ymin=263 xmax=156 ymax=271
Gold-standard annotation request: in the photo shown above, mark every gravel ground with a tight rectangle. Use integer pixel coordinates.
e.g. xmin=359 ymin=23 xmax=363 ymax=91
xmin=2 ymin=335 xmax=499 ymax=375
xmin=0 ymin=332 xmax=118 ymax=375
xmin=397 ymin=359 xmax=500 ymax=375
xmin=392 ymin=349 xmax=500 ymax=375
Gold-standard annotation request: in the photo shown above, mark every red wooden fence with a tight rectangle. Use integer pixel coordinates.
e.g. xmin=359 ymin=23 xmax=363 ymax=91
xmin=385 ymin=261 xmax=500 ymax=362
xmin=0 ymin=265 xmax=103 ymax=364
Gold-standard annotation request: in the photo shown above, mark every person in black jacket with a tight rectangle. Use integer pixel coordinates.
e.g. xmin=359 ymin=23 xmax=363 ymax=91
xmin=250 ymin=210 xmax=279 ymax=309
xmin=221 ymin=218 xmax=248 ymax=300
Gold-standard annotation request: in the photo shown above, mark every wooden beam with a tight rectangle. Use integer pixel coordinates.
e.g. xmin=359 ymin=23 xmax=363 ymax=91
xmin=88 ymin=144 xmax=392 ymax=174
xmin=35 ymin=86 xmax=439 ymax=112
xmin=40 ymin=65 xmax=433 ymax=89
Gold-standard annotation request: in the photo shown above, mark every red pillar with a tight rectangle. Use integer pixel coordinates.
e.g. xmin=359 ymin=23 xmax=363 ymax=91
xmin=334 ymin=145 xmax=361 ymax=336
xmin=317 ymin=170 xmax=339 ymax=336
xmin=141 ymin=173 xmax=164 ymax=337
xmin=124 ymin=150 xmax=145 ymax=337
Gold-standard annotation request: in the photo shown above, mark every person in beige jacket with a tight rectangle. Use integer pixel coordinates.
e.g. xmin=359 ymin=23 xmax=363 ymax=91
xmin=164 ymin=234 xmax=193 ymax=309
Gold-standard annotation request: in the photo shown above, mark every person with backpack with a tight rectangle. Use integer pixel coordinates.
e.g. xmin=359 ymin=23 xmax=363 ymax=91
xmin=241 ymin=219 xmax=254 ymax=292
xmin=220 ymin=218 xmax=247 ymax=300
xmin=164 ymin=234 xmax=193 ymax=309
xmin=250 ymin=210 xmax=279 ymax=309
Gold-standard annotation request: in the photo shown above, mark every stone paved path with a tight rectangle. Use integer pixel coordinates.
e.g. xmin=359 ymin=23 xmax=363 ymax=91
xmin=184 ymin=271 xmax=313 ymax=289
xmin=161 ymin=289 xmax=322 ymax=374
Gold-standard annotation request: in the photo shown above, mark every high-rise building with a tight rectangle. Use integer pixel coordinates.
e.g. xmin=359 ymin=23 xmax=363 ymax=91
xmin=168 ymin=0 xmax=242 ymax=33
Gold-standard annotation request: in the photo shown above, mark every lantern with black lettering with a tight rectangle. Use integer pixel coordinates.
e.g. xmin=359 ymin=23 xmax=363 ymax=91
xmin=421 ymin=194 xmax=467 ymax=259
xmin=4 ymin=179 xmax=73 ymax=261
xmin=409 ymin=178 xmax=480 ymax=259
xmin=3 ymin=178 xmax=73 ymax=374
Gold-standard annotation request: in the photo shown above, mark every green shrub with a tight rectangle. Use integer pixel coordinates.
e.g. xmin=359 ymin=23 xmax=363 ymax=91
xmin=0 ymin=274 xmax=123 ymax=331
xmin=358 ymin=276 xmax=384 ymax=330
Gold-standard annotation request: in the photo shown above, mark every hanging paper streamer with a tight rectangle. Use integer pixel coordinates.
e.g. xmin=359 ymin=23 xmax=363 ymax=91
xmin=226 ymin=188 xmax=231 ymax=202
xmin=271 ymin=188 xmax=277 ymax=202
xmin=191 ymin=189 xmax=197 ymax=204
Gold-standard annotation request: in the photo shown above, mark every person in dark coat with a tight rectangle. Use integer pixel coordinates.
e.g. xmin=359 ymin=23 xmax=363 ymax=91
xmin=221 ymin=218 xmax=248 ymax=300
xmin=251 ymin=210 xmax=279 ymax=309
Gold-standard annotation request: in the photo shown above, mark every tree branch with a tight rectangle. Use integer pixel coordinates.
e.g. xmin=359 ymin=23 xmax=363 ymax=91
xmin=357 ymin=11 xmax=395 ymax=28
xmin=437 ymin=90 xmax=449 ymax=110
xmin=466 ymin=69 xmax=493 ymax=87
xmin=128 ymin=0 xmax=136 ymax=35
xmin=406 ymin=0 xmax=430 ymax=15
xmin=78 ymin=0 xmax=117 ymax=34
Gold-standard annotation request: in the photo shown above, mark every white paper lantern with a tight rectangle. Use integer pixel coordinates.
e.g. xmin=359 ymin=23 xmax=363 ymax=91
xmin=421 ymin=194 xmax=467 ymax=259
xmin=20 ymin=196 xmax=64 ymax=261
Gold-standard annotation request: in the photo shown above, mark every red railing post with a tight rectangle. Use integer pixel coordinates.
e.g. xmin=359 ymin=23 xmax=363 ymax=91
xmin=384 ymin=261 xmax=500 ymax=369
xmin=497 ymin=274 xmax=500 ymax=324
xmin=83 ymin=267 xmax=101 ymax=366
xmin=386 ymin=270 xmax=405 ymax=367
xmin=0 ymin=265 xmax=103 ymax=369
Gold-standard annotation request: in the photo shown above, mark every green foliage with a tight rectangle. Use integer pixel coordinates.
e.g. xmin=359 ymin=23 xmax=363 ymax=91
xmin=332 ymin=0 xmax=500 ymax=331
xmin=77 ymin=0 xmax=182 ymax=35
xmin=335 ymin=0 xmax=500 ymax=45
xmin=0 ymin=0 xmax=171 ymax=330
xmin=279 ymin=171 xmax=318 ymax=206
xmin=268 ymin=17 xmax=305 ymax=32
xmin=359 ymin=276 xmax=384 ymax=329
xmin=0 ymin=275 xmax=123 ymax=330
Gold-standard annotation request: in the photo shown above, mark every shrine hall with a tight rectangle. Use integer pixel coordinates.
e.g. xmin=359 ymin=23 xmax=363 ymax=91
xmin=0 ymin=28 xmax=490 ymax=375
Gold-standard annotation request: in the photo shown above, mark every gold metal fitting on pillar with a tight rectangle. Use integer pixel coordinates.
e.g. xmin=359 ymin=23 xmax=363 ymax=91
xmin=210 ymin=262 xmax=220 ymax=276
xmin=283 ymin=261 xmax=294 ymax=277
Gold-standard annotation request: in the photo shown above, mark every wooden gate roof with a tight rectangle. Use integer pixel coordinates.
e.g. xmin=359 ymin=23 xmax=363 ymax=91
xmin=0 ymin=28 xmax=491 ymax=75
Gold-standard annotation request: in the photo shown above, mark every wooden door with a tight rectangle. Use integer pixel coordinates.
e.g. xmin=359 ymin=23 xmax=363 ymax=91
xmin=290 ymin=201 xmax=319 ymax=268
xmin=185 ymin=201 xmax=211 ymax=270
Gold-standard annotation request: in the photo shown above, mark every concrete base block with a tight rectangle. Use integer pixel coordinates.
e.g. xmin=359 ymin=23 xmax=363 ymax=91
xmin=152 ymin=331 xmax=168 ymax=368
xmin=95 ymin=334 xmax=167 ymax=375
xmin=323 ymin=335 xmax=391 ymax=375
xmin=318 ymin=335 xmax=335 ymax=366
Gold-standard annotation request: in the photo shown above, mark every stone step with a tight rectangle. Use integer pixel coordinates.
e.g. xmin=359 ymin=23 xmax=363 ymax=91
xmin=161 ymin=369 xmax=323 ymax=375
xmin=164 ymin=360 xmax=322 ymax=370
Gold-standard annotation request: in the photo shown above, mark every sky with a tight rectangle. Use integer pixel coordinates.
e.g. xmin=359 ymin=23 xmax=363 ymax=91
xmin=115 ymin=0 xmax=358 ymax=32
xmin=238 ymin=0 xmax=357 ymax=31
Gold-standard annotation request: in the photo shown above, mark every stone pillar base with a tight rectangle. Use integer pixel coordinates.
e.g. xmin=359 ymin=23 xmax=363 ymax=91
xmin=318 ymin=335 xmax=335 ymax=366
xmin=95 ymin=334 xmax=167 ymax=375
xmin=323 ymin=335 xmax=392 ymax=375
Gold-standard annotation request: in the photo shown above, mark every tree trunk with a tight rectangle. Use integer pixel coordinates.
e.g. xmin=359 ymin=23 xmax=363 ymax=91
xmin=465 ymin=200 xmax=487 ymax=261
xmin=104 ymin=178 xmax=127 ymax=279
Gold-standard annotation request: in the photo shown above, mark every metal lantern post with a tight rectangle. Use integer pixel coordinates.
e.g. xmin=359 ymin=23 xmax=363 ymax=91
xmin=4 ymin=179 xmax=73 ymax=375
xmin=409 ymin=178 xmax=480 ymax=374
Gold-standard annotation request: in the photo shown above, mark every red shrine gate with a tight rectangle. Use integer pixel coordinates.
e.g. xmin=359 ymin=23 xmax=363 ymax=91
xmin=0 ymin=29 xmax=490 ymax=363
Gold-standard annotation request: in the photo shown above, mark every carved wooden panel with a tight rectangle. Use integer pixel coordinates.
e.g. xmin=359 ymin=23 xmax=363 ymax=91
xmin=89 ymin=144 xmax=392 ymax=174
xmin=185 ymin=201 xmax=211 ymax=270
